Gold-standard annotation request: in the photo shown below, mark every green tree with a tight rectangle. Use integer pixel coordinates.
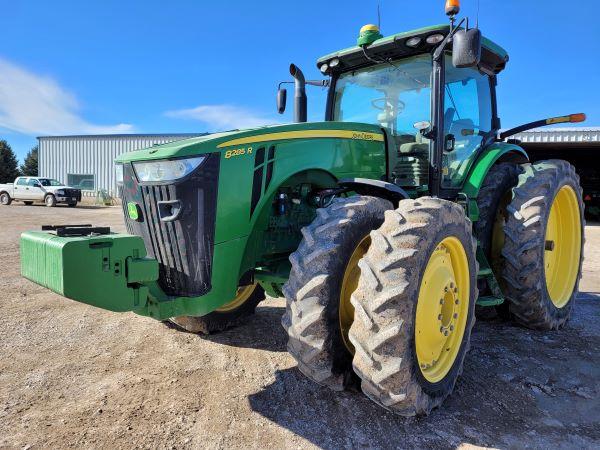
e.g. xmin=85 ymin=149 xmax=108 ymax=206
xmin=0 ymin=140 xmax=20 ymax=183
xmin=20 ymin=145 xmax=39 ymax=176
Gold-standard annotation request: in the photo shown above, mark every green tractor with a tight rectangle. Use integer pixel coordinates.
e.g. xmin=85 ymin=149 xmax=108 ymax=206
xmin=21 ymin=2 xmax=586 ymax=416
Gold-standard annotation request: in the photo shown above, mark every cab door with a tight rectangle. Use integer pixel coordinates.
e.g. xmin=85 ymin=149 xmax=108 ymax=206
xmin=13 ymin=177 xmax=30 ymax=200
xmin=441 ymin=57 xmax=494 ymax=189
xmin=27 ymin=178 xmax=46 ymax=200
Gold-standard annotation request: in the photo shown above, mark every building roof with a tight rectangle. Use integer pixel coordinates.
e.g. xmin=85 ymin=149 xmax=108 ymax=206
xmin=513 ymin=127 xmax=600 ymax=144
xmin=37 ymin=133 xmax=207 ymax=140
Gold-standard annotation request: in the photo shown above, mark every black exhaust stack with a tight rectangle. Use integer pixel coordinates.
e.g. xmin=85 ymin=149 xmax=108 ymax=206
xmin=289 ymin=64 xmax=307 ymax=123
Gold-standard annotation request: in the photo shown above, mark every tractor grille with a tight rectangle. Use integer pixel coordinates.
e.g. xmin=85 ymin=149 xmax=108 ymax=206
xmin=121 ymin=153 xmax=220 ymax=297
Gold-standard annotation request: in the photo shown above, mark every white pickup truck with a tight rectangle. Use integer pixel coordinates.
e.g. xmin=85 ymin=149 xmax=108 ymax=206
xmin=0 ymin=177 xmax=82 ymax=207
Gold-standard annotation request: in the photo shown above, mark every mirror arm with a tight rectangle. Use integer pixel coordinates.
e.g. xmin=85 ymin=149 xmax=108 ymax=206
xmin=432 ymin=18 xmax=465 ymax=61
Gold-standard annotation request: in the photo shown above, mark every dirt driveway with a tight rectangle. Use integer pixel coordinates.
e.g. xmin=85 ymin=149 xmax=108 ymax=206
xmin=0 ymin=205 xmax=598 ymax=449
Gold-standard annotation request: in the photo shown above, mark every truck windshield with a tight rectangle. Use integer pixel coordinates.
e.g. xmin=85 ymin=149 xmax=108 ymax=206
xmin=38 ymin=179 xmax=63 ymax=186
xmin=332 ymin=54 xmax=432 ymax=142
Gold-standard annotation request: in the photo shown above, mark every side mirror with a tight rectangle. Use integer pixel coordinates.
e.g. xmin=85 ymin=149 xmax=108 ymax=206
xmin=277 ymin=88 xmax=287 ymax=114
xmin=452 ymin=28 xmax=482 ymax=68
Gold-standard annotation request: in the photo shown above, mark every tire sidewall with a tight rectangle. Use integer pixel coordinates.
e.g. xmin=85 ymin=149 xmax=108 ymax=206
xmin=0 ymin=193 xmax=10 ymax=205
xmin=410 ymin=222 xmax=478 ymax=397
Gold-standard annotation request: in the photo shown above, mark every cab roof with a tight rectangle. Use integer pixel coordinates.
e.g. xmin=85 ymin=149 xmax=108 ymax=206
xmin=317 ymin=24 xmax=509 ymax=76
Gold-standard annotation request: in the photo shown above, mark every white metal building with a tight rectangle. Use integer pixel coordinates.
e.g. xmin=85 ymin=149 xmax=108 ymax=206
xmin=38 ymin=133 xmax=205 ymax=196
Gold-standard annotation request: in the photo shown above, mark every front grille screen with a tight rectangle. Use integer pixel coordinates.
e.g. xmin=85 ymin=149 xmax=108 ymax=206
xmin=121 ymin=153 xmax=219 ymax=297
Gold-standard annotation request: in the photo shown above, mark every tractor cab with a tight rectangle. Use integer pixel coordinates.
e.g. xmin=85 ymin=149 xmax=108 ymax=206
xmin=317 ymin=23 xmax=509 ymax=197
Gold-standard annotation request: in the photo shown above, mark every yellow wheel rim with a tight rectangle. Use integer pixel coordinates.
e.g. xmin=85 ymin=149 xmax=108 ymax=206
xmin=544 ymin=185 xmax=581 ymax=308
xmin=415 ymin=237 xmax=470 ymax=383
xmin=215 ymin=283 xmax=257 ymax=313
xmin=339 ymin=235 xmax=371 ymax=353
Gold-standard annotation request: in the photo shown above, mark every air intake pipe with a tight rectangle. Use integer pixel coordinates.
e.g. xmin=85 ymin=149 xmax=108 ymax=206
xmin=289 ymin=64 xmax=307 ymax=123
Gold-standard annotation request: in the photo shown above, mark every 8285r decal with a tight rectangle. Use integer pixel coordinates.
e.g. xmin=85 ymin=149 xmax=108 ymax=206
xmin=224 ymin=147 xmax=253 ymax=159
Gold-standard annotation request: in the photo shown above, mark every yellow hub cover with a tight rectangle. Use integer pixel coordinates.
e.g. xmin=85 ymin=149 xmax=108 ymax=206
xmin=339 ymin=235 xmax=371 ymax=353
xmin=544 ymin=185 xmax=581 ymax=307
xmin=415 ymin=237 xmax=469 ymax=383
xmin=215 ymin=283 xmax=257 ymax=313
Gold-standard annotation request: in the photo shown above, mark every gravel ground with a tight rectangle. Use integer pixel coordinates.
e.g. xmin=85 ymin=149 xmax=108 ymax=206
xmin=0 ymin=204 xmax=598 ymax=449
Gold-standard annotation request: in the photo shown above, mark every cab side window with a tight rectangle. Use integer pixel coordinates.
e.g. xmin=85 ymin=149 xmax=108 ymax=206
xmin=442 ymin=57 xmax=493 ymax=188
xmin=27 ymin=179 xmax=40 ymax=187
xmin=16 ymin=178 xmax=28 ymax=186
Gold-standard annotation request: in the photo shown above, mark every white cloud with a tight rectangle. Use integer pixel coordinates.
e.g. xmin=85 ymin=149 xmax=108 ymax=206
xmin=164 ymin=104 xmax=275 ymax=130
xmin=0 ymin=58 xmax=133 ymax=136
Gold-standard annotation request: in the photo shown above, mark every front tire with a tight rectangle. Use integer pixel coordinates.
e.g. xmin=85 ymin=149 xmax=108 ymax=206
xmin=502 ymin=160 xmax=584 ymax=330
xmin=282 ymin=196 xmax=392 ymax=391
xmin=169 ymin=284 xmax=265 ymax=334
xmin=349 ymin=197 xmax=478 ymax=416
xmin=44 ymin=194 xmax=56 ymax=207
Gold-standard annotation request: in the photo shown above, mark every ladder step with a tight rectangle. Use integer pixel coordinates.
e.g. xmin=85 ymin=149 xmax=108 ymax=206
xmin=477 ymin=268 xmax=493 ymax=277
xmin=476 ymin=296 xmax=504 ymax=307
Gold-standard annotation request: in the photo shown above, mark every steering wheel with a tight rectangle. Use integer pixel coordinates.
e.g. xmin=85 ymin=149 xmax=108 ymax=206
xmin=371 ymin=98 xmax=406 ymax=114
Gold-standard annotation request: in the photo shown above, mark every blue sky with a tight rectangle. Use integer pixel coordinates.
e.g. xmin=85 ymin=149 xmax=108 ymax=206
xmin=2 ymin=0 xmax=599 ymax=161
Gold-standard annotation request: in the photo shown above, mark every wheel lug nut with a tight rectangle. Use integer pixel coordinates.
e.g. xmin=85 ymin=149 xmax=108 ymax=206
xmin=453 ymin=313 xmax=458 ymax=319
xmin=444 ymin=330 xmax=449 ymax=336
xmin=455 ymin=299 xmax=459 ymax=305
xmin=450 ymin=325 xmax=454 ymax=331
xmin=440 ymin=327 xmax=444 ymax=333
xmin=454 ymin=287 xmax=458 ymax=293
xmin=440 ymin=298 xmax=444 ymax=305
xmin=450 ymin=282 xmax=455 ymax=288
xmin=438 ymin=314 xmax=443 ymax=321
xmin=444 ymin=287 xmax=449 ymax=292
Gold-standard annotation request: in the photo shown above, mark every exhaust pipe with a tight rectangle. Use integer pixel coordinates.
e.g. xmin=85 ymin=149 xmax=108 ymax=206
xmin=289 ymin=64 xmax=307 ymax=123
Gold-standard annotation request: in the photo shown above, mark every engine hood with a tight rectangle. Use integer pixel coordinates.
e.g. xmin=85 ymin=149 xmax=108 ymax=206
xmin=115 ymin=122 xmax=384 ymax=163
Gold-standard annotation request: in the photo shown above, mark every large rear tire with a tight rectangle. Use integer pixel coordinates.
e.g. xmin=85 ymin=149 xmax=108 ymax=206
xmin=474 ymin=162 xmax=520 ymax=319
xmin=349 ymin=197 xmax=478 ymax=416
xmin=282 ymin=196 xmax=392 ymax=391
xmin=502 ymin=160 xmax=584 ymax=330
xmin=169 ymin=284 xmax=265 ymax=334
xmin=474 ymin=162 xmax=520 ymax=274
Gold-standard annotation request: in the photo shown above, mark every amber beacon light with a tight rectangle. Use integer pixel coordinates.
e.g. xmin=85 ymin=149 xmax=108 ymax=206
xmin=445 ymin=0 xmax=461 ymax=17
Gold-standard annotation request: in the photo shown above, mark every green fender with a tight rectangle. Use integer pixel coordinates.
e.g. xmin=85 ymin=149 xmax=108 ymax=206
xmin=461 ymin=143 xmax=528 ymax=221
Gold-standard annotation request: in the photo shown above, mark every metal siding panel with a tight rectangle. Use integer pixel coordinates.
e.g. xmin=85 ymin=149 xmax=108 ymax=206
xmin=38 ymin=134 xmax=205 ymax=196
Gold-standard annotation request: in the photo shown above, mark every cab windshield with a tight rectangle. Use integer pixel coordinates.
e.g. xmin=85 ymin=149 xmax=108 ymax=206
xmin=38 ymin=179 xmax=63 ymax=186
xmin=332 ymin=54 xmax=432 ymax=143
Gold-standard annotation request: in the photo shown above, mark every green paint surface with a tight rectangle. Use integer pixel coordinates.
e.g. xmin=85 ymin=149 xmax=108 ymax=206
xmin=127 ymin=202 xmax=139 ymax=220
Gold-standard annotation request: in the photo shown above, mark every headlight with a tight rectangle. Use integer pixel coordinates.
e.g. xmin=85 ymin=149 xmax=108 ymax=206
xmin=115 ymin=163 xmax=124 ymax=184
xmin=133 ymin=156 xmax=205 ymax=182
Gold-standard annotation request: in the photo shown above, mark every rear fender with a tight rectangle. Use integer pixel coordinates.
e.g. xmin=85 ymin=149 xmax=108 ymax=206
xmin=462 ymin=143 xmax=529 ymax=199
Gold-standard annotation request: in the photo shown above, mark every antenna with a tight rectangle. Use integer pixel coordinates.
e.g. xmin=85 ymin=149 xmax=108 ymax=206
xmin=377 ymin=2 xmax=381 ymax=29
xmin=476 ymin=0 xmax=480 ymax=28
